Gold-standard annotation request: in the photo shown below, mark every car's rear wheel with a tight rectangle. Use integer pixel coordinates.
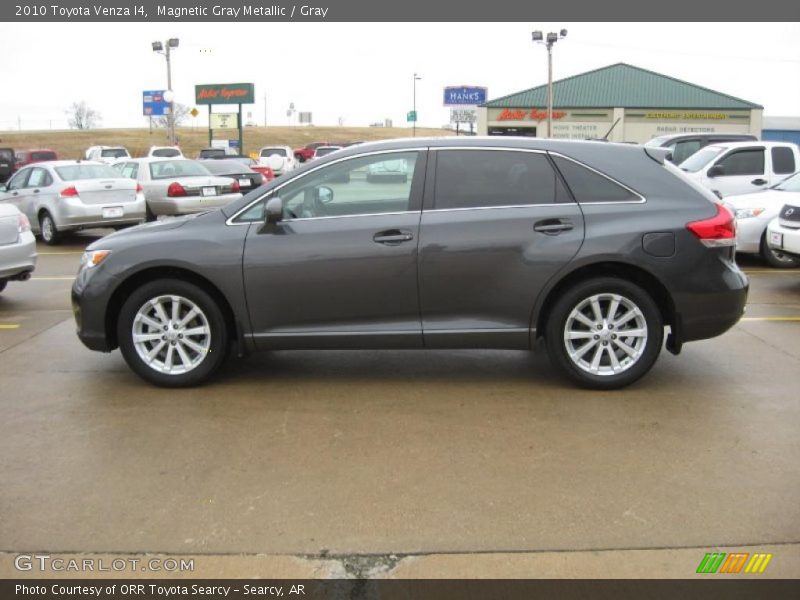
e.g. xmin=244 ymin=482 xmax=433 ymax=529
xmin=760 ymin=232 xmax=799 ymax=268
xmin=118 ymin=279 xmax=229 ymax=387
xmin=39 ymin=211 xmax=60 ymax=245
xmin=545 ymin=277 xmax=663 ymax=389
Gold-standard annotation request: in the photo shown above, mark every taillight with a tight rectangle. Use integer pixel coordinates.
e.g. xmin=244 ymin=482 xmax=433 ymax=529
xmin=59 ymin=186 xmax=79 ymax=198
xmin=687 ymin=203 xmax=736 ymax=247
xmin=167 ymin=182 xmax=186 ymax=197
xmin=18 ymin=213 xmax=31 ymax=233
xmin=136 ymin=183 xmax=143 ymax=193
xmin=231 ymin=180 xmax=240 ymax=193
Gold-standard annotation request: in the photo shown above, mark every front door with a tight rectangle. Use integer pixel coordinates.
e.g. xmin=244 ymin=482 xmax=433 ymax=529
xmin=706 ymin=146 xmax=768 ymax=196
xmin=239 ymin=150 xmax=427 ymax=349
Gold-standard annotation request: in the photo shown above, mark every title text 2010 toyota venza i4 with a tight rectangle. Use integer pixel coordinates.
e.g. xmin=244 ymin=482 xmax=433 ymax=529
xmin=71 ymin=138 xmax=748 ymax=389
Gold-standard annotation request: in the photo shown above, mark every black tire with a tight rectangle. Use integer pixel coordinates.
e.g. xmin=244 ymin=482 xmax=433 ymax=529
xmin=760 ymin=233 xmax=799 ymax=268
xmin=117 ymin=279 xmax=229 ymax=387
xmin=545 ymin=277 xmax=663 ymax=390
xmin=0 ymin=280 xmax=7 ymax=294
xmin=39 ymin=211 xmax=60 ymax=245
xmin=145 ymin=204 xmax=157 ymax=222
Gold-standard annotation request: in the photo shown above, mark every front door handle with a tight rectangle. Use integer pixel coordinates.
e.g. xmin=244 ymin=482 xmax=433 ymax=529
xmin=373 ymin=229 xmax=414 ymax=245
xmin=751 ymin=178 xmax=767 ymax=186
xmin=534 ymin=218 xmax=573 ymax=235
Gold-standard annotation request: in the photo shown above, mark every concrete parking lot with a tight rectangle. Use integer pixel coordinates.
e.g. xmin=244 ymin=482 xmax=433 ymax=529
xmin=1 ymin=231 xmax=799 ymax=578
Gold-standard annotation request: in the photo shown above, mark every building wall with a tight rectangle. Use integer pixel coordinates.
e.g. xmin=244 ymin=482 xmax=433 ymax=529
xmin=480 ymin=106 xmax=758 ymax=143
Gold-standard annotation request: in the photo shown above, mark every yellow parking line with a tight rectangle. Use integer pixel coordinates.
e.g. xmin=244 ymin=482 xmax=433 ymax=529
xmin=0 ymin=324 xmax=20 ymax=329
xmin=741 ymin=317 xmax=800 ymax=322
xmin=29 ymin=276 xmax=76 ymax=281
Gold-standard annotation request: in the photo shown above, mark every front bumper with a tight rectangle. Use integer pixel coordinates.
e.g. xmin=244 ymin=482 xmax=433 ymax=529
xmin=71 ymin=266 xmax=115 ymax=352
xmin=0 ymin=230 xmax=37 ymax=279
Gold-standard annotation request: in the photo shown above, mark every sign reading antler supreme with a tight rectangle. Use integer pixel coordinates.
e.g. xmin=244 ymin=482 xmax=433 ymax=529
xmin=195 ymin=83 xmax=255 ymax=105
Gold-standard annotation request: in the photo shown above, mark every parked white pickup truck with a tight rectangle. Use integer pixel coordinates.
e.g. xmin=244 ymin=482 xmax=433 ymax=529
xmin=678 ymin=141 xmax=800 ymax=198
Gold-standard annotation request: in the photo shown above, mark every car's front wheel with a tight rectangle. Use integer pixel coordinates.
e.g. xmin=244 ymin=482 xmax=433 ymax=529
xmin=117 ymin=279 xmax=229 ymax=387
xmin=545 ymin=277 xmax=663 ymax=389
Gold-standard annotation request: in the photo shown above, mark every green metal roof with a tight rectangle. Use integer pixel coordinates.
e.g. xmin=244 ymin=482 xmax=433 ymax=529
xmin=483 ymin=63 xmax=762 ymax=110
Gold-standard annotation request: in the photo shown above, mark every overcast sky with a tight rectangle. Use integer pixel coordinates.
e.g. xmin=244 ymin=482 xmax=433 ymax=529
xmin=0 ymin=22 xmax=798 ymax=131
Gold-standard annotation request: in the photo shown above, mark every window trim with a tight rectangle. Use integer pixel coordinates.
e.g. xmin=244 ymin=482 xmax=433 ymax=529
xmin=225 ymin=147 xmax=428 ymax=226
xmin=548 ymin=152 xmax=646 ymax=205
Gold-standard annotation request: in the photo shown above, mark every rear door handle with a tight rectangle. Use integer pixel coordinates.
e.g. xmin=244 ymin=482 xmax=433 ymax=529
xmin=534 ymin=219 xmax=573 ymax=235
xmin=751 ymin=178 xmax=767 ymax=186
xmin=373 ymin=229 xmax=414 ymax=245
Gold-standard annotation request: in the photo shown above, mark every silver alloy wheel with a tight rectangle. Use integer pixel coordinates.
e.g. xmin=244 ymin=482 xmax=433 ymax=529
xmin=41 ymin=216 xmax=54 ymax=241
xmin=563 ymin=293 xmax=648 ymax=377
xmin=132 ymin=294 xmax=211 ymax=375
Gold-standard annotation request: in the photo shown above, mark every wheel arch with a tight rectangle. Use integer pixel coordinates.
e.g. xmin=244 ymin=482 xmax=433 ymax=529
xmin=104 ymin=266 xmax=238 ymax=351
xmin=533 ymin=261 xmax=676 ymax=341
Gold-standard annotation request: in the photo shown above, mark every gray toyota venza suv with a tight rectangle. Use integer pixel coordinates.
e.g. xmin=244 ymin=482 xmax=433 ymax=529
xmin=72 ymin=138 xmax=748 ymax=389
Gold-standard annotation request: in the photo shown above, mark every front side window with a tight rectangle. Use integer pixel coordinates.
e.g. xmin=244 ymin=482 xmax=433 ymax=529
xmin=715 ymin=148 xmax=765 ymax=176
xmin=434 ymin=150 xmax=569 ymax=209
xmin=6 ymin=169 xmax=29 ymax=190
xmin=237 ymin=151 xmax=419 ymax=222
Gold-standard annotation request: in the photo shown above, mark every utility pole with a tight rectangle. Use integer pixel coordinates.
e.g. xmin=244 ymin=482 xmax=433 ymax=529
xmin=532 ymin=29 xmax=567 ymax=138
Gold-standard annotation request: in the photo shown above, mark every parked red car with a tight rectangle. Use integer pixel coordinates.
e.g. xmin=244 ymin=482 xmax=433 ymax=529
xmin=15 ymin=149 xmax=58 ymax=170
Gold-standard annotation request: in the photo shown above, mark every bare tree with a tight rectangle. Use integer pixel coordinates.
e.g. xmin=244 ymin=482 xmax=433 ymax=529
xmin=154 ymin=103 xmax=190 ymax=128
xmin=66 ymin=101 xmax=101 ymax=130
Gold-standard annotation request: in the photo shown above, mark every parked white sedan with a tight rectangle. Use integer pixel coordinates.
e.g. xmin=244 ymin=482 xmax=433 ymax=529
xmin=0 ymin=161 xmax=146 ymax=245
xmin=0 ymin=203 xmax=36 ymax=294
xmin=725 ymin=171 xmax=800 ymax=268
xmin=112 ymin=158 xmax=242 ymax=220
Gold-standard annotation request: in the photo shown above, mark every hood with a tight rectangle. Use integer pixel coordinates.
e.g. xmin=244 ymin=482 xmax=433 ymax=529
xmin=86 ymin=213 xmax=201 ymax=250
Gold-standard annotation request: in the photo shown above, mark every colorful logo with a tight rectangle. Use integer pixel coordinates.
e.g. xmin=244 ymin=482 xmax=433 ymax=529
xmin=696 ymin=552 xmax=772 ymax=574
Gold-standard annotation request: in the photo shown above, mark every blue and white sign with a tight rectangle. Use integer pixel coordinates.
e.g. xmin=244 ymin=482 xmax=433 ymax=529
xmin=143 ymin=90 xmax=168 ymax=116
xmin=443 ymin=86 xmax=488 ymax=106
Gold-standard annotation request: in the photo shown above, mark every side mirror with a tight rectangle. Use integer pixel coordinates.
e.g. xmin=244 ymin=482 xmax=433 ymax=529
xmin=315 ymin=186 xmax=333 ymax=204
xmin=265 ymin=196 xmax=283 ymax=224
xmin=707 ymin=165 xmax=724 ymax=178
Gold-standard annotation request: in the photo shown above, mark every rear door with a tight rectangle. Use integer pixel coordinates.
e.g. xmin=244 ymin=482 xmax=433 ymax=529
xmin=418 ymin=147 xmax=585 ymax=349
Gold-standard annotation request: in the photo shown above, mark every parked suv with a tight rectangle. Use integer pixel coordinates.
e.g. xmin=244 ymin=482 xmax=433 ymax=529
xmin=86 ymin=146 xmax=131 ymax=164
xmin=678 ymin=141 xmax=800 ymax=198
xmin=72 ymin=138 xmax=747 ymax=389
xmin=644 ymin=133 xmax=757 ymax=164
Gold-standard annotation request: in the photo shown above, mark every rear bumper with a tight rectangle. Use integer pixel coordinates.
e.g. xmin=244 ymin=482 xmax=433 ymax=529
xmin=0 ymin=231 xmax=37 ymax=279
xmin=50 ymin=195 xmax=146 ymax=230
xmin=149 ymin=193 xmax=242 ymax=216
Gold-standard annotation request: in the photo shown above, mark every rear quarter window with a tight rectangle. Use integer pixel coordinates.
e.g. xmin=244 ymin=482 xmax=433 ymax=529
xmin=551 ymin=155 xmax=640 ymax=203
xmin=771 ymin=147 xmax=796 ymax=175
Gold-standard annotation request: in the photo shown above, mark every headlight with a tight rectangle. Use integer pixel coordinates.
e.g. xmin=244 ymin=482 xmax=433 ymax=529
xmin=79 ymin=250 xmax=112 ymax=270
xmin=735 ymin=208 xmax=765 ymax=219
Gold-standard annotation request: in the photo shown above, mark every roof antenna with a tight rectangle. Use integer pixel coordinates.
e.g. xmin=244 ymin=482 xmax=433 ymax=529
xmin=600 ymin=118 xmax=621 ymax=140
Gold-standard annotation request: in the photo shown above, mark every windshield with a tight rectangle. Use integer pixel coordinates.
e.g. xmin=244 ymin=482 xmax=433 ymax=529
xmin=55 ymin=164 xmax=121 ymax=180
xmin=101 ymin=148 xmax=128 ymax=158
xmin=773 ymin=172 xmax=800 ymax=192
xmin=149 ymin=160 xmax=211 ymax=179
xmin=261 ymin=148 xmax=287 ymax=157
xmin=678 ymin=146 xmax=726 ymax=172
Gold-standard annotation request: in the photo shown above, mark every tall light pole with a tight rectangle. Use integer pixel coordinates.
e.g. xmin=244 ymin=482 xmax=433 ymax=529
xmin=532 ymin=29 xmax=567 ymax=138
xmin=413 ymin=73 xmax=421 ymax=137
xmin=152 ymin=38 xmax=180 ymax=146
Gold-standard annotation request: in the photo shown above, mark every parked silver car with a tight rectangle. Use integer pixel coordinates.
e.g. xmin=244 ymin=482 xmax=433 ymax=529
xmin=0 ymin=161 xmax=146 ymax=245
xmin=0 ymin=203 xmax=36 ymax=294
xmin=112 ymin=158 xmax=242 ymax=220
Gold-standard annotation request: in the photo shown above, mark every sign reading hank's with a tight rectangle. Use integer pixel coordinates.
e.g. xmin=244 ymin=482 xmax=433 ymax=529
xmin=443 ymin=86 xmax=488 ymax=106
xmin=195 ymin=83 xmax=255 ymax=105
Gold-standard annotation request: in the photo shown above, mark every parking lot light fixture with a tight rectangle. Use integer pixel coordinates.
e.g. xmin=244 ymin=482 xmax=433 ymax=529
xmin=532 ymin=28 xmax=567 ymax=138
xmin=152 ymin=38 xmax=180 ymax=146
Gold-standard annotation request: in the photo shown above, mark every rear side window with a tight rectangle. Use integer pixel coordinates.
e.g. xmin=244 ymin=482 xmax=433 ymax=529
xmin=27 ymin=168 xmax=52 ymax=188
xmin=551 ymin=155 xmax=639 ymax=203
xmin=434 ymin=150 xmax=570 ymax=209
xmin=715 ymin=148 xmax=764 ymax=176
xmin=771 ymin=147 xmax=796 ymax=175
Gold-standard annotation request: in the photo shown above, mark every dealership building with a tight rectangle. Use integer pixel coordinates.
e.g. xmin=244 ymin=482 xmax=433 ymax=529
xmin=477 ymin=63 xmax=763 ymax=143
